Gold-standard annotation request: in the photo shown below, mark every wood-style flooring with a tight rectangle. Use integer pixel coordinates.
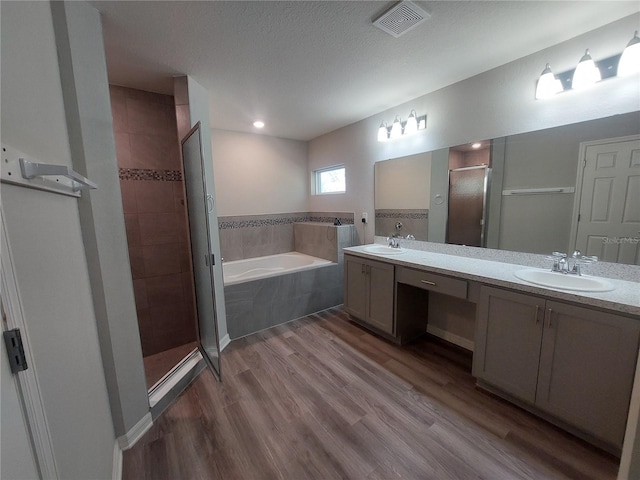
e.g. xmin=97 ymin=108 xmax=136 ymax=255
xmin=124 ymin=307 xmax=619 ymax=479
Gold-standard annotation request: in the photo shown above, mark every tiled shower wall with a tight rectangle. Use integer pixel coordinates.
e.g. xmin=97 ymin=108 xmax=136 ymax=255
xmin=110 ymin=85 xmax=197 ymax=357
xmin=218 ymin=212 xmax=354 ymax=262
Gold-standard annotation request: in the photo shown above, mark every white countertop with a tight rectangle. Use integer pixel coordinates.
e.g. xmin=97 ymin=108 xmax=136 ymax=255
xmin=344 ymin=245 xmax=640 ymax=317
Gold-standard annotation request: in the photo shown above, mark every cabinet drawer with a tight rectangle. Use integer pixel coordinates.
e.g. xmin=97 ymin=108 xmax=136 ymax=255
xmin=396 ymin=266 xmax=467 ymax=299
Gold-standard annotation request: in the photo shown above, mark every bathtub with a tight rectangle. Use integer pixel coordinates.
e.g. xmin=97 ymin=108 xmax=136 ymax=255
xmin=223 ymin=252 xmax=332 ymax=286
xmin=223 ymin=252 xmax=342 ymax=339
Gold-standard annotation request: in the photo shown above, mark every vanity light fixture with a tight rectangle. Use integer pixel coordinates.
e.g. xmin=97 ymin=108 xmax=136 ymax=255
xmin=253 ymin=120 xmax=265 ymax=129
xmin=404 ymin=110 xmax=418 ymax=135
xmin=390 ymin=116 xmax=403 ymax=139
xmin=535 ymin=63 xmax=563 ymax=99
xmin=572 ymin=49 xmax=601 ymax=90
xmin=377 ymin=122 xmax=389 ymax=142
xmin=535 ymin=31 xmax=639 ymax=99
xmin=618 ymin=30 xmax=640 ymax=77
xmin=377 ymin=110 xmax=427 ymax=141
xmin=471 ymin=142 xmax=482 ymax=149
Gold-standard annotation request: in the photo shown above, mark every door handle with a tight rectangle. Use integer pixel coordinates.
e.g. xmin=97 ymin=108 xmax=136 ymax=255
xmin=420 ymin=280 xmax=437 ymax=286
xmin=535 ymin=305 xmax=540 ymax=324
xmin=547 ymin=308 xmax=553 ymax=327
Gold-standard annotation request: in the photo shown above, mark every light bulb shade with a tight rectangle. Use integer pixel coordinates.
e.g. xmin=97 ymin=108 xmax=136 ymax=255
xmin=535 ymin=64 xmax=563 ymax=99
xmin=618 ymin=31 xmax=640 ymax=77
xmin=572 ymin=49 xmax=601 ymax=90
xmin=377 ymin=122 xmax=388 ymax=142
xmin=390 ymin=116 xmax=402 ymax=139
xmin=404 ymin=110 xmax=418 ymax=135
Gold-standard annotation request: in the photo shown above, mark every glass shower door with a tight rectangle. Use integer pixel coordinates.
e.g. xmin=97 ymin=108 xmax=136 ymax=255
xmin=447 ymin=165 xmax=489 ymax=247
xmin=181 ymin=123 xmax=221 ymax=379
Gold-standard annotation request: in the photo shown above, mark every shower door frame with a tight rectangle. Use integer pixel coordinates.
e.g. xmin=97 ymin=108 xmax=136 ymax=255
xmin=181 ymin=122 xmax=222 ymax=380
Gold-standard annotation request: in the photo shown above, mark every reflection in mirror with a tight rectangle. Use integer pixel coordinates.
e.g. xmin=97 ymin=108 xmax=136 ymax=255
xmin=373 ymin=111 xmax=640 ymax=265
xmin=374 ymin=152 xmax=431 ymax=241
xmin=447 ymin=142 xmax=491 ymax=247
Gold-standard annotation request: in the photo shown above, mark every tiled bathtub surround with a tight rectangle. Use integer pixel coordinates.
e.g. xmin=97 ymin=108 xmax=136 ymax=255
xmin=294 ymin=222 xmax=357 ymax=262
xmin=224 ymin=262 xmax=343 ymax=339
xmin=111 ymin=85 xmax=198 ymax=357
xmin=218 ymin=211 xmax=354 ymax=261
xmin=224 ymin=220 xmax=357 ymax=339
xmin=375 ymin=209 xmax=428 ymax=241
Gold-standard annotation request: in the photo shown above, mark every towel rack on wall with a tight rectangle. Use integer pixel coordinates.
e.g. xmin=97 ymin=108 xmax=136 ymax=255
xmin=1 ymin=144 xmax=97 ymax=198
xmin=502 ymin=186 xmax=575 ymax=196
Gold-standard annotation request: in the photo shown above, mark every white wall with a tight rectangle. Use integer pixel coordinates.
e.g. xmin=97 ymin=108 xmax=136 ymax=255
xmin=375 ymin=152 xmax=431 ymax=209
xmin=212 ymin=129 xmax=308 ymax=216
xmin=1 ymin=1 xmax=117 ymax=478
xmin=309 ymin=13 xmax=640 ymax=244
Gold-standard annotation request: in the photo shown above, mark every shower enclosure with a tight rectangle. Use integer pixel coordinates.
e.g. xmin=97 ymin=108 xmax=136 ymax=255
xmin=447 ymin=165 xmax=489 ymax=247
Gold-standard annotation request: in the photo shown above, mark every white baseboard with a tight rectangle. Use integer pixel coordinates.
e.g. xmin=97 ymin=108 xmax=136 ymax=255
xmin=117 ymin=412 xmax=153 ymax=451
xmin=219 ymin=334 xmax=231 ymax=352
xmin=426 ymin=325 xmax=474 ymax=352
xmin=112 ymin=440 xmax=123 ymax=480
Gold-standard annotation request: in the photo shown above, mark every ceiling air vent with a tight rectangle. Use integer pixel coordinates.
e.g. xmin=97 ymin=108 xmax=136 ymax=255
xmin=372 ymin=1 xmax=430 ymax=38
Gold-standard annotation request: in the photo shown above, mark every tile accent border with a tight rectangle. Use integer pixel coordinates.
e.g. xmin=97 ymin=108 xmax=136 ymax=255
xmin=119 ymin=168 xmax=182 ymax=182
xmin=219 ymin=212 xmax=354 ymax=230
xmin=375 ymin=209 xmax=428 ymax=220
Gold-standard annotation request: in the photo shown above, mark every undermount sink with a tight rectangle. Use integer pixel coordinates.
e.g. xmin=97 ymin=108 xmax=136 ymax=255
xmin=514 ymin=268 xmax=614 ymax=292
xmin=363 ymin=245 xmax=406 ymax=255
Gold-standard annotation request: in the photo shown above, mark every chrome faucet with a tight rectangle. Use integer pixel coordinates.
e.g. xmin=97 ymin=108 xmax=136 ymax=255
xmin=547 ymin=250 xmax=597 ymax=276
xmin=387 ymin=236 xmax=400 ymax=248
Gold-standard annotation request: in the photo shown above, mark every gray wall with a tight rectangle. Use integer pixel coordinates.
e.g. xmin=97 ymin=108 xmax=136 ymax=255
xmin=1 ymin=1 xmax=118 ymax=477
xmin=497 ymin=112 xmax=640 ymax=255
xmin=308 ymin=14 xmax=640 ymax=245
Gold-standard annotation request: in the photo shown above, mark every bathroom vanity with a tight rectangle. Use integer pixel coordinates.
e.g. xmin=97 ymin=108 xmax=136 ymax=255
xmin=343 ymin=244 xmax=640 ymax=454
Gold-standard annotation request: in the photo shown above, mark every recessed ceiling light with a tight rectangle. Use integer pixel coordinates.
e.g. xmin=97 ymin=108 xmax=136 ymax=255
xmin=253 ymin=120 xmax=265 ymax=129
xmin=471 ymin=142 xmax=482 ymax=149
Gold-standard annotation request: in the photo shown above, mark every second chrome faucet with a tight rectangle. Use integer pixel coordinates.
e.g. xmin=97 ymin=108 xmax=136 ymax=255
xmin=547 ymin=250 xmax=598 ymax=276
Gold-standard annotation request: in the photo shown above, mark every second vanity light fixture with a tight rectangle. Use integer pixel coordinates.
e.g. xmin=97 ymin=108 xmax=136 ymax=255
xmin=378 ymin=109 xmax=427 ymax=141
xmin=535 ymin=30 xmax=640 ymax=99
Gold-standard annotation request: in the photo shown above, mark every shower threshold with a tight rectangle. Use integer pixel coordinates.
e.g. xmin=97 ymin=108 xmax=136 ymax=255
xmin=147 ymin=345 xmax=206 ymax=418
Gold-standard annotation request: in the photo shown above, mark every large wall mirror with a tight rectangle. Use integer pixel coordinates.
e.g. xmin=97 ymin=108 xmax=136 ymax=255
xmin=374 ymin=111 xmax=640 ymax=265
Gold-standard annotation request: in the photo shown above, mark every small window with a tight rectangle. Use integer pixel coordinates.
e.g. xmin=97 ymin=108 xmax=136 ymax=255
xmin=313 ymin=165 xmax=345 ymax=195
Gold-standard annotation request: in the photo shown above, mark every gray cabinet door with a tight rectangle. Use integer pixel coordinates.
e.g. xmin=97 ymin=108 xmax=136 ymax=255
xmin=473 ymin=286 xmax=544 ymax=403
xmin=344 ymin=255 xmax=367 ymax=320
xmin=536 ymin=301 xmax=640 ymax=448
xmin=366 ymin=260 xmax=395 ymax=335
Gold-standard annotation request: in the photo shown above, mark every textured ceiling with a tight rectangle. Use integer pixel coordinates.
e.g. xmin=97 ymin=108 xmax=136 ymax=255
xmin=91 ymin=1 xmax=639 ymax=141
